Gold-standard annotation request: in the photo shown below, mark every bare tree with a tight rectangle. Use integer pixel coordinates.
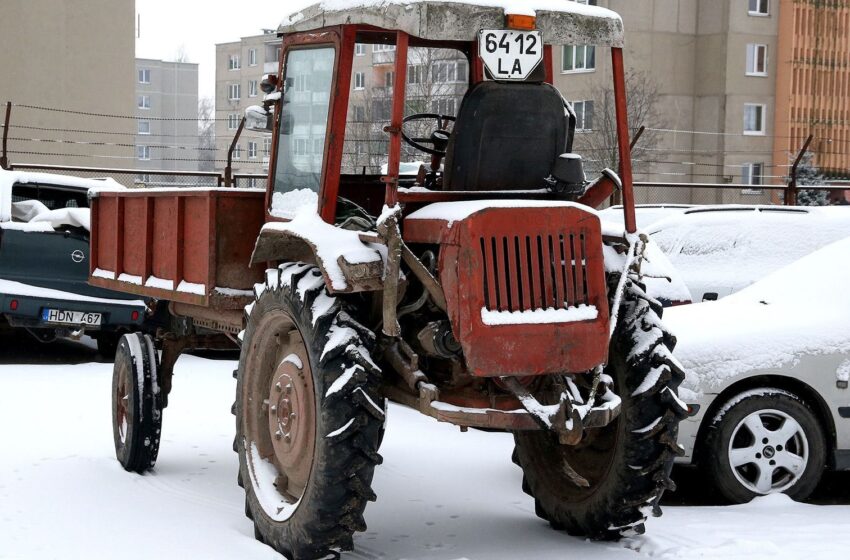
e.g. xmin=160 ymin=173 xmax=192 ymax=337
xmin=572 ymin=71 xmax=662 ymax=178
xmin=174 ymin=44 xmax=190 ymax=63
xmin=198 ymin=97 xmax=216 ymax=173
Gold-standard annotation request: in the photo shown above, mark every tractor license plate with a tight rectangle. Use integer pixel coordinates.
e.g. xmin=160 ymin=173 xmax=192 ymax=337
xmin=42 ymin=309 xmax=102 ymax=326
xmin=478 ymin=29 xmax=543 ymax=81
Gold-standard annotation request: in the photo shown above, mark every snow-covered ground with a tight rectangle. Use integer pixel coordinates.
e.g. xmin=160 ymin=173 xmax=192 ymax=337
xmin=2 ymin=339 xmax=850 ymax=560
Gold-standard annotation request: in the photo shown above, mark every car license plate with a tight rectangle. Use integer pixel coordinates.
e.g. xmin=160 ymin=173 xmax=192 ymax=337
xmin=478 ymin=29 xmax=544 ymax=81
xmin=42 ymin=308 xmax=102 ymax=326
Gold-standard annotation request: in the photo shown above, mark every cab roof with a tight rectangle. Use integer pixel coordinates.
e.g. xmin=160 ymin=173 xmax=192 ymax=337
xmin=279 ymin=0 xmax=625 ymax=47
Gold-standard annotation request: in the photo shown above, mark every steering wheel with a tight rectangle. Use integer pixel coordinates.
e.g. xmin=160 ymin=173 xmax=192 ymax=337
xmin=401 ymin=113 xmax=456 ymax=157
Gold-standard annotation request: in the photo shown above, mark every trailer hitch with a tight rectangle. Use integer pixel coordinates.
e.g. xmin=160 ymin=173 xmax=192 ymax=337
xmin=499 ymin=369 xmax=622 ymax=446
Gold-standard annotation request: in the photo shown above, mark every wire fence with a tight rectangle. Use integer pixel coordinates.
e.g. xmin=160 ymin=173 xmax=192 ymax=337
xmin=1 ymin=100 xmax=848 ymax=206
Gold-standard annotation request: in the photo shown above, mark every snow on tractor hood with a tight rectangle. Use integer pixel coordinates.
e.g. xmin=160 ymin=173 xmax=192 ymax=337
xmin=280 ymin=0 xmax=625 ymax=47
xmin=664 ymin=235 xmax=850 ymax=394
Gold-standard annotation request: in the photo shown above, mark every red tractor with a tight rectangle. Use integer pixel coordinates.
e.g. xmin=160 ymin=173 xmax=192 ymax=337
xmin=91 ymin=2 xmax=687 ymax=558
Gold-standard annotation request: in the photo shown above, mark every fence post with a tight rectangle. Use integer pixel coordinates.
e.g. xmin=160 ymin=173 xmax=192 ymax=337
xmin=225 ymin=117 xmax=246 ymax=188
xmin=1 ymin=102 xmax=11 ymax=170
xmin=787 ymin=133 xmax=814 ymax=206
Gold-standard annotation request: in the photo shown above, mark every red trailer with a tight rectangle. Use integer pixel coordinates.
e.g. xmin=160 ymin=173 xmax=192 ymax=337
xmin=94 ymin=3 xmax=688 ymax=559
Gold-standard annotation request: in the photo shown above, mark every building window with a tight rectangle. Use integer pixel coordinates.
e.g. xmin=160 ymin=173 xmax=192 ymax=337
xmin=431 ymin=98 xmax=457 ymax=116
xmin=229 ymin=54 xmax=241 ymax=70
xmin=352 ymin=105 xmax=366 ymax=122
xmin=249 ymin=48 xmax=257 ymax=66
xmin=746 ymin=44 xmax=768 ymax=76
xmin=229 ymin=83 xmax=241 ymax=100
xmin=138 ymin=69 xmax=151 ymax=84
xmin=354 ymin=72 xmax=365 ymax=90
xmin=408 ymin=65 xmax=424 ymax=85
xmin=248 ymin=141 xmax=258 ymax=159
xmin=573 ymin=100 xmax=594 ymax=131
xmin=228 ymin=114 xmax=240 ymax=130
xmin=355 ymin=43 xmax=366 ymax=56
xmin=373 ymin=44 xmax=396 ymax=53
xmin=137 ymin=95 xmax=151 ymax=110
xmin=385 ymin=71 xmax=395 ymax=88
xmin=137 ymin=145 xmax=151 ymax=161
xmin=431 ymin=60 xmax=467 ymax=83
xmin=743 ymin=103 xmax=766 ymax=135
xmin=562 ymin=45 xmax=596 ymax=73
xmin=263 ymin=138 xmax=272 ymax=156
xmin=138 ymin=121 xmax=150 ymax=135
xmin=249 ymin=80 xmax=258 ymax=97
xmin=136 ymin=174 xmax=151 ymax=184
xmin=748 ymin=0 xmax=769 ymax=16
xmin=742 ymin=163 xmax=764 ymax=194
xmin=233 ymin=145 xmax=241 ymax=159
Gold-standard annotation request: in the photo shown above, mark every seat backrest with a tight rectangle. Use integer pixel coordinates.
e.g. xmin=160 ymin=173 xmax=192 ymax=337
xmin=443 ymin=81 xmax=571 ymax=191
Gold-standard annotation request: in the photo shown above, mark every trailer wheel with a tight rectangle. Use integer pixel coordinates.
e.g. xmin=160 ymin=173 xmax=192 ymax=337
xmin=112 ymin=333 xmax=162 ymax=473
xmin=236 ymin=264 xmax=385 ymax=560
xmin=513 ymin=277 xmax=688 ymax=539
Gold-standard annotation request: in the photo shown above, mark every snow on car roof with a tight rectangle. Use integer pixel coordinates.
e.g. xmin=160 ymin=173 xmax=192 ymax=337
xmin=280 ymin=0 xmax=625 ymax=47
xmin=647 ymin=205 xmax=850 ymax=300
xmin=665 ymin=235 xmax=850 ymax=394
xmin=0 ymin=169 xmax=123 ymax=222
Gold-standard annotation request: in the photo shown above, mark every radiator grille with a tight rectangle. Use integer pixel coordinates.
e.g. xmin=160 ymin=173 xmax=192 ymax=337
xmin=479 ymin=232 xmax=591 ymax=313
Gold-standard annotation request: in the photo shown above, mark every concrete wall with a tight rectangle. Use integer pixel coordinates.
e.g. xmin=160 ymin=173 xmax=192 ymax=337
xmin=0 ymin=0 xmax=135 ymax=168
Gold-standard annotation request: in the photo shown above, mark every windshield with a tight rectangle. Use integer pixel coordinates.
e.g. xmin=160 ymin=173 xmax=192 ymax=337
xmin=271 ymin=47 xmax=335 ymax=218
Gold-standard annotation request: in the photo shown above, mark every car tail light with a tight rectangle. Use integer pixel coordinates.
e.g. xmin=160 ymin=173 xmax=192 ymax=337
xmin=10 ymin=299 xmax=18 ymax=311
xmin=131 ymin=310 xmax=140 ymax=321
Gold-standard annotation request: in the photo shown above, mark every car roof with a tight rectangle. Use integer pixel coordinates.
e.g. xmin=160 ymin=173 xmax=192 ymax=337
xmin=280 ymin=1 xmax=625 ymax=47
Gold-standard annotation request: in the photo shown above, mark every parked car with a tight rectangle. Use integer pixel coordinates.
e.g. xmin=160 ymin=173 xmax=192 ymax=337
xmin=648 ymin=205 xmax=850 ymax=302
xmin=0 ymin=170 xmax=147 ymax=355
xmin=667 ymin=236 xmax=850 ymax=503
xmin=599 ymin=203 xmax=694 ymax=229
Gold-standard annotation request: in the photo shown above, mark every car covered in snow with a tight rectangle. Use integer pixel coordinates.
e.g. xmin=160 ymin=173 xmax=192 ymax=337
xmin=599 ymin=203 xmax=694 ymax=230
xmin=648 ymin=205 xmax=850 ymax=302
xmin=667 ymin=236 xmax=850 ymax=503
xmin=0 ymin=170 xmax=147 ymax=355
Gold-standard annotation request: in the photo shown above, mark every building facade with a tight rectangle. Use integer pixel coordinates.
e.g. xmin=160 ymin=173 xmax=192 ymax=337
xmin=134 ymin=59 xmax=200 ymax=186
xmin=216 ymin=1 xmax=848 ymax=201
xmin=0 ymin=0 xmax=135 ymax=169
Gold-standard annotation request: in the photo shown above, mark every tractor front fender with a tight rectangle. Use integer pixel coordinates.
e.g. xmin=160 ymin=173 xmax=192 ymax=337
xmin=250 ymin=226 xmax=385 ymax=294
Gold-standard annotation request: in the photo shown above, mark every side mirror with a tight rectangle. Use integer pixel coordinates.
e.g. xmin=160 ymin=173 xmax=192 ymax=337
xmin=245 ymin=105 xmax=273 ymax=132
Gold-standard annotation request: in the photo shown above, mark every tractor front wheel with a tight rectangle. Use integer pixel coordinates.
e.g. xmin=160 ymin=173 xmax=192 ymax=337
xmin=513 ymin=278 xmax=687 ymax=539
xmin=235 ymin=264 xmax=385 ymax=560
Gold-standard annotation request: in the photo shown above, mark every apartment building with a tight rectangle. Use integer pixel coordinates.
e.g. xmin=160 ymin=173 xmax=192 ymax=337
xmin=0 ymin=0 xmax=135 ymax=168
xmin=215 ymin=31 xmax=282 ymax=183
xmin=216 ymin=1 xmax=847 ymax=201
xmin=134 ymin=59 xmax=200 ymax=186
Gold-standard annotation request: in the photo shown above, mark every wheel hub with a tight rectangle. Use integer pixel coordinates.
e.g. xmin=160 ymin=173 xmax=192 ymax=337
xmin=762 ymin=445 xmax=776 ymax=459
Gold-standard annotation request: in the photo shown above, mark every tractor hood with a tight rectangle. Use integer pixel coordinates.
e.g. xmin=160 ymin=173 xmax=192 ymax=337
xmin=279 ymin=0 xmax=625 ymax=47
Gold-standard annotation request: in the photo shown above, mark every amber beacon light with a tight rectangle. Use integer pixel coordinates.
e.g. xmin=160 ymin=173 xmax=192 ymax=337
xmin=506 ymin=14 xmax=536 ymax=31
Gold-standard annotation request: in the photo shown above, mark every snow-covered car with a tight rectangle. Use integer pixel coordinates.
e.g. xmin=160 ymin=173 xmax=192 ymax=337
xmin=648 ymin=205 xmax=850 ymax=302
xmin=667 ymin=236 xmax=850 ymax=503
xmin=0 ymin=170 xmax=147 ymax=355
xmin=599 ymin=203 xmax=694 ymax=230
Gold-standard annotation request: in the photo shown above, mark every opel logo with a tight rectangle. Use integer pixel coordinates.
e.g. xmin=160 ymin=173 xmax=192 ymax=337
xmin=71 ymin=250 xmax=85 ymax=263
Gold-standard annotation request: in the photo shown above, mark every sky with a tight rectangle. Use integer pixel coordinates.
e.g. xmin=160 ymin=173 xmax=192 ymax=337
xmin=135 ymin=0 xmax=315 ymax=103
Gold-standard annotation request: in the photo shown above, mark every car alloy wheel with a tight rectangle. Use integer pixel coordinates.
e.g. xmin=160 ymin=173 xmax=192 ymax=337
xmin=727 ymin=408 xmax=809 ymax=495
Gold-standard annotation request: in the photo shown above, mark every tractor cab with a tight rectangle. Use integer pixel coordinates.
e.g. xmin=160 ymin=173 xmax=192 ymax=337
xmin=254 ymin=0 xmax=634 ymax=227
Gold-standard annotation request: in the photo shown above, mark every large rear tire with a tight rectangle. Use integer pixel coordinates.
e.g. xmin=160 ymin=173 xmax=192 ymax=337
xmin=513 ymin=278 xmax=687 ymax=539
xmin=112 ymin=333 xmax=162 ymax=473
xmin=236 ymin=264 xmax=385 ymax=560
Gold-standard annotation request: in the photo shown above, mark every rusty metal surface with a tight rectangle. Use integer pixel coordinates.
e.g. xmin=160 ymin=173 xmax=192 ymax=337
xmin=437 ymin=206 xmax=610 ymax=377
xmin=90 ymin=188 xmax=265 ymax=310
